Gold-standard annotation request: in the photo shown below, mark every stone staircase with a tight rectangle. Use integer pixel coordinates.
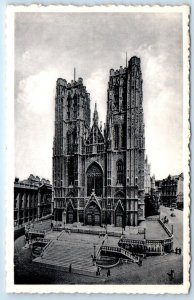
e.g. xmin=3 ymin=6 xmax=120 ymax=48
xmin=33 ymin=235 xmax=102 ymax=276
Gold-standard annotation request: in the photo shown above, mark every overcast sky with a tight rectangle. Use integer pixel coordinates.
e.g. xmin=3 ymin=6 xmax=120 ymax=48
xmin=15 ymin=12 xmax=183 ymax=181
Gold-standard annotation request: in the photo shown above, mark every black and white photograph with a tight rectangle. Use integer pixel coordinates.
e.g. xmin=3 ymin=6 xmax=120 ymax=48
xmin=6 ymin=4 xmax=190 ymax=294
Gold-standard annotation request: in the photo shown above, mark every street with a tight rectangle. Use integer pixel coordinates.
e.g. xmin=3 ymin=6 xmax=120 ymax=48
xmin=160 ymin=205 xmax=183 ymax=249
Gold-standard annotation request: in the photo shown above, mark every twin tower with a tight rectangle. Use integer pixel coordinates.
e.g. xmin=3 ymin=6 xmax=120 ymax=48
xmin=53 ymin=56 xmax=145 ymax=228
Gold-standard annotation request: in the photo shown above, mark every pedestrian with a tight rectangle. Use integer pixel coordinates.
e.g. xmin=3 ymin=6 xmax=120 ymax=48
xmin=69 ymin=264 xmax=72 ymax=273
xmin=179 ymin=247 xmax=182 ymax=255
xmin=51 ymin=222 xmax=53 ymax=230
xmin=171 ymin=269 xmax=175 ymax=279
xmin=107 ymin=268 xmax=110 ymax=277
xmin=175 ymin=247 xmax=178 ymax=254
xmin=139 ymin=259 xmax=142 ymax=267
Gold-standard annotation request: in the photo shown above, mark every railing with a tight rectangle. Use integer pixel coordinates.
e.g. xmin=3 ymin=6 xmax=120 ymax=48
xmin=28 ymin=229 xmax=46 ymax=234
xmin=32 ymin=237 xmax=50 ymax=244
xmin=119 ymin=238 xmax=145 ymax=246
xmin=96 ymin=234 xmax=108 ymax=259
xmin=159 ymin=219 xmax=172 ymax=237
xmin=101 ymin=245 xmax=140 ymax=263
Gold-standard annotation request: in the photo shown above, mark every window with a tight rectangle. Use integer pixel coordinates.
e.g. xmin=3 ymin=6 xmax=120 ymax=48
xmin=73 ymin=94 xmax=77 ymax=119
xmin=114 ymin=125 xmax=119 ymax=150
xmin=117 ymin=160 xmax=124 ymax=184
xmin=87 ymin=163 xmax=103 ymax=197
xmin=121 ymin=124 xmax=126 ymax=148
xmin=114 ymin=84 xmax=119 ymax=109
xmin=67 ymin=132 xmax=71 ymax=154
xmin=68 ymin=157 xmax=74 ymax=186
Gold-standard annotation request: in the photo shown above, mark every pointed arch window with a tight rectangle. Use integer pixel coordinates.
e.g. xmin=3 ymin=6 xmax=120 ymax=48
xmin=121 ymin=124 xmax=126 ymax=148
xmin=68 ymin=157 xmax=74 ymax=186
xmin=114 ymin=125 xmax=119 ymax=150
xmin=117 ymin=160 xmax=124 ymax=184
xmin=67 ymin=132 xmax=72 ymax=154
xmin=114 ymin=84 xmax=119 ymax=109
xmin=87 ymin=163 xmax=103 ymax=197
xmin=73 ymin=94 xmax=77 ymax=118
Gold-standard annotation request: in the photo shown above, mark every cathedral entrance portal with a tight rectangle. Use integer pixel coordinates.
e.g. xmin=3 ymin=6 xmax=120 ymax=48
xmin=87 ymin=162 xmax=103 ymax=197
xmin=116 ymin=215 xmax=123 ymax=227
xmin=115 ymin=201 xmax=124 ymax=227
xmin=66 ymin=202 xmax=75 ymax=224
xmin=85 ymin=202 xmax=101 ymax=226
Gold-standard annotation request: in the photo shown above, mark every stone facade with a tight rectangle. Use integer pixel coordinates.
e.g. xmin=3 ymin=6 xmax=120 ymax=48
xmin=161 ymin=173 xmax=184 ymax=208
xmin=53 ymin=56 xmax=145 ymax=227
xmin=14 ymin=175 xmax=52 ymax=227
xmin=144 ymin=156 xmax=151 ymax=194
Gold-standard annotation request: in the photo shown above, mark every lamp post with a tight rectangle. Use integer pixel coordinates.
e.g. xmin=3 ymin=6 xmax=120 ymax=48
xmin=144 ymin=228 xmax=146 ymax=240
xmin=93 ymin=244 xmax=96 ymax=265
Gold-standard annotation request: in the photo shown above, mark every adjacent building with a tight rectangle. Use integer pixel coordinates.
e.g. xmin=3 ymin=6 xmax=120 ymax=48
xmin=53 ymin=56 xmax=145 ymax=227
xmin=14 ymin=175 xmax=52 ymax=227
xmin=144 ymin=156 xmax=151 ymax=194
xmin=160 ymin=173 xmax=184 ymax=208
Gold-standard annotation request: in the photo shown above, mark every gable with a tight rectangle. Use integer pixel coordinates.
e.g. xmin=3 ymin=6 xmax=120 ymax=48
xmin=86 ymin=124 xmax=104 ymax=145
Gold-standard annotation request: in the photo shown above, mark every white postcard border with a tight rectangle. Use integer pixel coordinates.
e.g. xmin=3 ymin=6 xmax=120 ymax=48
xmin=6 ymin=4 xmax=190 ymax=294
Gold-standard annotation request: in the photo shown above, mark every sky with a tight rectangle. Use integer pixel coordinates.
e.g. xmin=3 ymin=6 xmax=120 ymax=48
xmin=15 ymin=12 xmax=183 ymax=181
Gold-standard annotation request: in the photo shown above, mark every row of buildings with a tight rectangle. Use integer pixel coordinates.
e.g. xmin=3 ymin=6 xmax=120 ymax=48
xmin=144 ymin=155 xmax=184 ymax=210
xmin=14 ymin=174 xmax=52 ymax=227
xmin=156 ymin=173 xmax=184 ymax=209
xmin=14 ymin=170 xmax=184 ymax=227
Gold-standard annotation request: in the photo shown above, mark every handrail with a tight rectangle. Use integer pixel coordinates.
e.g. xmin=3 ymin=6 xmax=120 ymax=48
xmin=32 ymin=237 xmax=50 ymax=243
xmin=101 ymin=245 xmax=139 ymax=263
xmin=96 ymin=234 xmax=108 ymax=259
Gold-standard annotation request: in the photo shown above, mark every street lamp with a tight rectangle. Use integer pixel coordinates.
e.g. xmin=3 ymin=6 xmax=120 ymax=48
xmin=144 ymin=228 xmax=146 ymax=240
xmin=93 ymin=244 xmax=96 ymax=265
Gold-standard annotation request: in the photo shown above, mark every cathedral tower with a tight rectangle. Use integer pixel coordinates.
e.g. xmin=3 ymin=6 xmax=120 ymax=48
xmin=106 ymin=56 xmax=145 ymax=226
xmin=53 ymin=77 xmax=91 ymax=224
xmin=53 ymin=56 xmax=145 ymax=227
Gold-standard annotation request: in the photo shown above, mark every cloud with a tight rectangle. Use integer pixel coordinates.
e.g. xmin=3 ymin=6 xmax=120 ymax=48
xmin=17 ymin=69 xmax=57 ymax=115
xmin=15 ymin=69 xmax=58 ymax=180
xmin=85 ymin=69 xmax=107 ymax=125
xmin=14 ymin=12 xmax=183 ymax=181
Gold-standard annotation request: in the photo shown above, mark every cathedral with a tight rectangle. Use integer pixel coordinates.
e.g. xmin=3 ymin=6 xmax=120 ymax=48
xmin=53 ymin=56 xmax=145 ymax=227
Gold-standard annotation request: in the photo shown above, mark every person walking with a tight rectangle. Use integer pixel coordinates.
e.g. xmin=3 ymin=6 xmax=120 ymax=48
xmin=171 ymin=269 xmax=175 ymax=279
xmin=51 ymin=222 xmax=53 ymax=230
xmin=69 ymin=263 xmax=72 ymax=273
xmin=107 ymin=268 xmax=110 ymax=277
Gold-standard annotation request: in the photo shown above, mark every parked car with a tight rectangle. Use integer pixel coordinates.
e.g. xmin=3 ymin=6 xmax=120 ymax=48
xmin=170 ymin=213 xmax=176 ymax=217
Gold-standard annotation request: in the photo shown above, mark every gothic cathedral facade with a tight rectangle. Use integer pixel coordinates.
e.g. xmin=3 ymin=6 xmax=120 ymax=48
xmin=53 ymin=56 xmax=145 ymax=227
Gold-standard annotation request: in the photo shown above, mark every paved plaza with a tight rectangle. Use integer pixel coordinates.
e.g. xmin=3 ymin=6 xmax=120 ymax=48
xmin=14 ymin=208 xmax=183 ymax=284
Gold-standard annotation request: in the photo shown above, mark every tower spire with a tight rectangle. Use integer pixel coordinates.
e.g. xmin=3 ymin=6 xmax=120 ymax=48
xmin=93 ymin=102 xmax=99 ymax=126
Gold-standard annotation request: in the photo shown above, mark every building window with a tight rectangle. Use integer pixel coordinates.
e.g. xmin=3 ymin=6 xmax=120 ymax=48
xmin=68 ymin=157 xmax=74 ymax=186
xmin=67 ymin=132 xmax=71 ymax=154
xmin=121 ymin=124 xmax=126 ymax=148
xmin=117 ymin=160 xmax=124 ymax=184
xmin=87 ymin=163 xmax=103 ymax=197
xmin=114 ymin=125 xmax=119 ymax=150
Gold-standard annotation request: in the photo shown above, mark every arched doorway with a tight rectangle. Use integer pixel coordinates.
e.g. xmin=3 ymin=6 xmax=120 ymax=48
xmin=87 ymin=162 xmax=103 ymax=197
xmin=85 ymin=201 xmax=101 ymax=226
xmin=115 ymin=201 xmax=124 ymax=227
xmin=66 ymin=202 xmax=75 ymax=224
